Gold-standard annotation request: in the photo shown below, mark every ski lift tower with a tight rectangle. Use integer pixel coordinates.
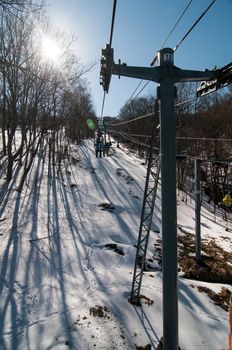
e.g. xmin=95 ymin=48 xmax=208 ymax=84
xmin=100 ymin=44 xmax=227 ymax=349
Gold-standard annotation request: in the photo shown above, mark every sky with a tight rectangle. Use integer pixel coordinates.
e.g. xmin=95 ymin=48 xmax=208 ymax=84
xmin=47 ymin=0 xmax=232 ymax=117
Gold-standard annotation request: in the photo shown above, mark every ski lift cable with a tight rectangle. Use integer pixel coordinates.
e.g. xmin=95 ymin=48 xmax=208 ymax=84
xmin=131 ymin=81 xmax=150 ymax=101
xmin=109 ymin=0 xmax=117 ymax=48
xmin=117 ymin=71 xmax=151 ymax=112
xmin=111 ymin=129 xmax=159 ymax=149
xmin=121 ymin=80 xmax=148 ymax=114
xmin=173 ymin=0 xmax=217 ymax=52
xmin=151 ymin=0 xmax=193 ymax=66
xmin=175 ymin=96 xmax=198 ymax=107
xmin=127 ymin=80 xmax=144 ymax=101
xmin=105 ymin=1 xmax=217 ymax=125
xmin=107 ymin=95 xmax=199 ymax=128
xmin=100 ymin=92 xmax=106 ymax=120
xmin=176 ymin=136 xmax=232 ymax=142
xmin=99 ymin=0 xmax=117 ymax=122
xmin=109 ymin=131 xmax=232 ymax=144
xmin=106 ymin=111 xmax=155 ymax=126
xmin=120 ymin=133 xmax=152 ymax=138
xmin=127 ymin=0 xmax=194 ymax=103
xmin=160 ymin=0 xmax=193 ymax=50
xmin=111 ymin=131 xmax=232 ymax=161
xmin=116 ymin=0 xmax=213 ymax=118
xmin=107 ymin=84 xmax=226 ymax=129
xmin=110 ymin=129 xmax=155 ymax=148
xmin=128 ymin=0 xmax=217 ymax=106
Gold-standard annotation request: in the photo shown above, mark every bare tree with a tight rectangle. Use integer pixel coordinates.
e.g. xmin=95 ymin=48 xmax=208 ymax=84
xmin=0 ymin=2 xmax=97 ymax=192
xmin=0 ymin=0 xmax=44 ymax=16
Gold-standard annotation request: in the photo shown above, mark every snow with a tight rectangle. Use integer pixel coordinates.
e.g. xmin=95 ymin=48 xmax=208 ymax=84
xmin=0 ymin=139 xmax=231 ymax=349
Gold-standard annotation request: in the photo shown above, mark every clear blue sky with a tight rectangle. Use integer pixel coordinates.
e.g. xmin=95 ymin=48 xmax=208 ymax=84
xmin=48 ymin=0 xmax=232 ymax=117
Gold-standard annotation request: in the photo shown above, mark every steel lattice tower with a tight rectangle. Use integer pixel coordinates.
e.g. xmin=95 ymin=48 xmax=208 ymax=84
xmin=129 ymin=101 xmax=160 ymax=304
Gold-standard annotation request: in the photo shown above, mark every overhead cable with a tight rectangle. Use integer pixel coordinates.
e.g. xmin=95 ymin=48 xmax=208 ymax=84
xmin=127 ymin=0 xmax=193 ymax=101
xmin=110 ymin=130 xmax=159 ymax=150
xmin=131 ymin=81 xmax=150 ymax=101
xmin=125 ymin=80 xmax=144 ymax=107
xmin=111 ymin=131 xmax=232 ymax=148
xmin=151 ymin=0 xmax=193 ymax=66
xmin=113 ymin=130 xmax=150 ymax=148
xmin=108 ymin=96 xmax=198 ymax=126
xmin=100 ymin=92 xmax=106 ymax=120
xmin=175 ymin=96 xmax=197 ymax=107
xmin=120 ymin=133 xmax=152 ymax=138
xmin=109 ymin=0 xmax=117 ymax=48
xmin=107 ymin=0 xmax=216 ymax=122
xmin=119 ymin=1 xmax=194 ymax=108
xmin=100 ymin=0 xmax=117 ymax=121
xmin=160 ymin=0 xmax=193 ymax=49
xmin=174 ymin=0 xmax=217 ymax=52
xmin=106 ymin=111 xmax=155 ymax=126
xmin=122 ymin=79 xmax=151 ymax=116
xmin=176 ymin=136 xmax=232 ymax=142
xmin=108 ymin=95 xmax=198 ymax=127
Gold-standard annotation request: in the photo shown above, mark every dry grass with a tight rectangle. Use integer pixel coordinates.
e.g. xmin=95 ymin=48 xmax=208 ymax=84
xmin=89 ymin=305 xmax=111 ymax=319
xmin=98 ymin=202 xmax=115 ymax=212
xmin=178 ymin=233 xmax=232 ymax=284
xmin=140 ymin=295 xmax=154 ymax=306
xmin=135 ymin=344 xmax=151 ymax=350
xmin=155 ymin=336 xmax=181 ymax=350
xmin=196 ymin=286 xmax=231 ymax=311
xmin=128 ymin=294 xmax=154 ymax=307
xmin=152 ymin=230 xmax=232 ymax=310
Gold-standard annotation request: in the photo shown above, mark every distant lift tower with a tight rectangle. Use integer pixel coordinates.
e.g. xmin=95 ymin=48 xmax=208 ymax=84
xmin=100 ymin=44 xmax=231 ymax=349
xmin=129 ymin=100 xmax=160 ymax=305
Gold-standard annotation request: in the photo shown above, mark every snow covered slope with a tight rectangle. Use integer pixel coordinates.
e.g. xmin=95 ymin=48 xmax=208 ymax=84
xmin=0 ymin=139 xmax=231 ymax=349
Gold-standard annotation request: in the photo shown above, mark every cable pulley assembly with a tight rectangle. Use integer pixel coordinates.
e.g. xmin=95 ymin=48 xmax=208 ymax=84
xmin=197 ymin=62 xmax=232 ymax=96
xmin=100 ymin=44 xmax=114 ymax=93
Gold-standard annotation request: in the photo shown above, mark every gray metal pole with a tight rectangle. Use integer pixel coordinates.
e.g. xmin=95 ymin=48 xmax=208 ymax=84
xmin=109 ymin=46 xmax=219 ymax=350
xmin=195 ymin=159 xmax=201 ymax=261
xmin=158 ymin=48 xmax=178 ymax=350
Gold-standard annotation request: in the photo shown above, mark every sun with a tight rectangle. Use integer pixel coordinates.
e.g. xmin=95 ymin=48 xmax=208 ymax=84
xmin=41 ymin=36 xmax=62 ymax=64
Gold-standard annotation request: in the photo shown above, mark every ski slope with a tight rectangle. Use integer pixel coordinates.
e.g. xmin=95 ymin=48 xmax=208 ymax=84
xmin=0 ymin=139 xmax=231 ymax=349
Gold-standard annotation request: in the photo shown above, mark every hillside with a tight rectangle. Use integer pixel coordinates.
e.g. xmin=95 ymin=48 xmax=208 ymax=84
xmin=0 ymin=139 xmax=231 ymax=350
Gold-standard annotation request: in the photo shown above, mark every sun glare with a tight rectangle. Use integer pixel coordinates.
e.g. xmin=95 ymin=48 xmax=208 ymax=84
xmin=41 ymin=36 xmax=62 ymax=64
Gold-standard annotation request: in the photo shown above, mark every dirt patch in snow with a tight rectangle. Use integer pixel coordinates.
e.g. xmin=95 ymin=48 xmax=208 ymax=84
xmin=153 ymin=231 xmax=232 ymax=284
xmin=116 ymin=168 xmax=134 ymax=184
xmin=135 ymin=344 xmax=151 ymax=350
xmin=196 ymin=286 xmax=231 ymax=311
xmin=178 ymin=232 xmax=232 ymax=284
xmin=152 ymin=231 xmax=232 ymax=310
xmin=90 ymin=305 xmax=111 ymax=319
xmin=98 ymin=202 xmax=115 ymax=212
xmin=70 ymin=305 xmax=135 ymax=348
xmin=105 ymin=243 xmax=125 ymax=255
